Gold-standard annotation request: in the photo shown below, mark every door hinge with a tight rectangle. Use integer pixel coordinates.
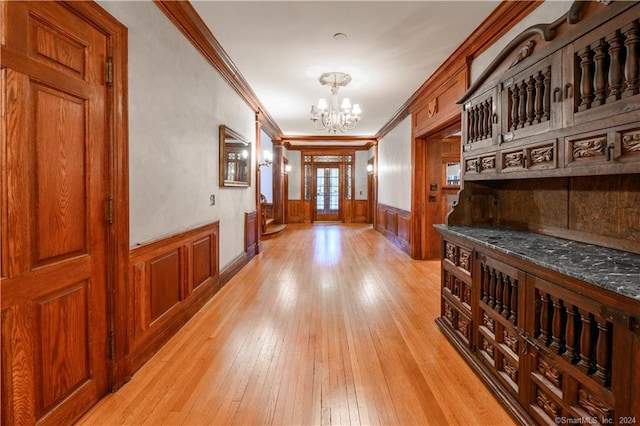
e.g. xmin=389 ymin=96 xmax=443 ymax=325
xmin=106 ymin=56 xmax=113 ymax=86
xmin=106 ymin=196 xmax=114 ymax=224
xmin=108 ymin=331 xmax=115 ymax=360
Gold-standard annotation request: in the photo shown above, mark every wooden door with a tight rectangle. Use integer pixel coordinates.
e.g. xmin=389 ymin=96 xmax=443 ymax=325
xmin=313 ymin=166 xmax=341 ymax=222
xmin=1 ymin=2 xmax=110 ymax=424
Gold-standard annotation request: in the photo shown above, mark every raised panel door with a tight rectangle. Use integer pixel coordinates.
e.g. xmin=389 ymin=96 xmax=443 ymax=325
xmin=1 ymin=2 xmax=110 ymax=424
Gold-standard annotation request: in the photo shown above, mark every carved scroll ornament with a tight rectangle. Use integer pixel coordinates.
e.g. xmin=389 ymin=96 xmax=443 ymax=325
xmin=622 ymin=130 xmax=640 ymax=153
xmin=538 ymin=358 xmax=562 ymax=388
xmin=503 ymin=330 xmax=519 ymax=353
xmin=572 ymin=137 xmax=606 ymax=158
xmin=504 ymin=151 xmax=524 ymax=168
xmin=459 ymin=250 xmax=471 ymax=271
xmin=509 ymin=40 xmax=536 ymax=68
xmin=483 ymin=313 xmax=495 ymax=333
xmin=537 ymin=390 xmax=560 ymax=418
xmin=578 ymin=388 xmax=612 ymax=424
xmin=531 ymin=146 xmax=554 ymax=163
xmin=503 ymin=359 xmax=518 ymax=382
xmin=481 ymin=156 xmax=496 ymax=170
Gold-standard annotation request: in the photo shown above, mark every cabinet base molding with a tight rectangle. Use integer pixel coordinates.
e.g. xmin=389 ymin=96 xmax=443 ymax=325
xmin=436 ymin=318 xmax=535 ymax=426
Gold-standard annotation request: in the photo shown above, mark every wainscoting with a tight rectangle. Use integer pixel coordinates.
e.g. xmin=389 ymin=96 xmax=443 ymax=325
xmin=128 ymin=222 xmax=220 ymax=372
xmin=245 ymin=210 xmax=259 ymax=257
xmin=376 ymin=203 xmax=411 ymax=256
xmin=287 ymin=200 xmax=304 ymax=223
xmin=287 ymin=199 xmax=370 ymax=223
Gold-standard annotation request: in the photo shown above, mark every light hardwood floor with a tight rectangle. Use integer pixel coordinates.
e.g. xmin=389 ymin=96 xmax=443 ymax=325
xmin=78 ymin=224 xmax=515 ymax=425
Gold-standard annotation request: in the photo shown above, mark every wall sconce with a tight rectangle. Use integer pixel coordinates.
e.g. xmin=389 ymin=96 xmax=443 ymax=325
xmin=259 ymin=150 xmax=273 ymax=168
xmin=285 ymin=164 xmax=292 ymax=173
xmin=366 ymin=164 xmax=374 ymax=174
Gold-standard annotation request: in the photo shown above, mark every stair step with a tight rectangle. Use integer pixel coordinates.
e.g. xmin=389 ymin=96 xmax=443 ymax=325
xmin=262 ymin=223 xmax=286 ymax=237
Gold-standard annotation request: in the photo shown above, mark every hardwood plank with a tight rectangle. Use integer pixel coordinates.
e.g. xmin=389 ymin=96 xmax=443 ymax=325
xmin=78 ymin=224 xmax=515 ymax=425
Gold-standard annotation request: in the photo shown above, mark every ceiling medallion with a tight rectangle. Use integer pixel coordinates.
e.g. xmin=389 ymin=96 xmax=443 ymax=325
xmin=310 ymin=71 xmax=361 ymax=133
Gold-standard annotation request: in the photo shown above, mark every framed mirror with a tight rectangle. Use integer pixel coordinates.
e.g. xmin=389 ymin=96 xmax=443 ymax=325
xmin=219 ymin=125 xmax=251 ymax=187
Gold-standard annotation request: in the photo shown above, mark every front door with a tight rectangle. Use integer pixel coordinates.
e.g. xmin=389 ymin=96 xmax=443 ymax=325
xmin=2 ymin=2 xmax=110 ymax=424
xmin=314 ymin=166 xmax=341 ymax=221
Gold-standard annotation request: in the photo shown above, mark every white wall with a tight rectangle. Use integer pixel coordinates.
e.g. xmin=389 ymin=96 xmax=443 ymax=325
xmin=471 ymin=1 xmax=572 ymax=82
xmin=287 ymin=150 xmax=302 ymax=199
xmin=97 ymin=1 xmax=255 ymax=269
xmin=377 ymin=116 xmax=412 ymax=211
xmin=260 ymin=131 xmax=273 ymax=202
xmin=354 ymin=151 xmax=368 ymax=200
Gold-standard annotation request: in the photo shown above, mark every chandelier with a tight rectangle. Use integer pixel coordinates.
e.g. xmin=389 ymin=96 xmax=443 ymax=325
xmin=310 ymin=72 xmax=361 ymax=133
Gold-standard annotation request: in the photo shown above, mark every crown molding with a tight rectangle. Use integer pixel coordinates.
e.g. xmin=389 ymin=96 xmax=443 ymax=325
xmin=154 ymin=1 xmax=283 ymax=140
xmin=283 ymin=135 xmax=376 ymax=143
xmin=375 ymin=0 xmax=543 ymax=141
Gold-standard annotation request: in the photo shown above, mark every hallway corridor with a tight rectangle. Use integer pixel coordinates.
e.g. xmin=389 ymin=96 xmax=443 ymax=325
xmin=78 ymin=224 xmax=514 ymax=425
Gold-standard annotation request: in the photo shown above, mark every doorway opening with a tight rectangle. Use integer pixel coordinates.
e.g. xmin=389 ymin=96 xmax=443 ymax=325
xmin=412 ymin=120 xmax=461 ymax=260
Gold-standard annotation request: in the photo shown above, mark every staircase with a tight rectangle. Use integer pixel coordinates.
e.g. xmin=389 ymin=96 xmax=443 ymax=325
xmin=261 ymin=195 xmax=286 ymax=237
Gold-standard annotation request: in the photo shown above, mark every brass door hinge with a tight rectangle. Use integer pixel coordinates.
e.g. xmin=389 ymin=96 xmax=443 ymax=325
xmin=106 ymin=196 xmax=114 ymax=224
xmin=106 ymin=56 xmax=113 ymax=86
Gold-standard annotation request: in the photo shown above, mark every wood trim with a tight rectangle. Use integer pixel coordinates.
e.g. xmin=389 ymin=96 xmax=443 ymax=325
xmin=287 ymin=200 xmax=303 ymax=223
xmin=244 ymin=210 xmax=259 ymax=257
xmin=285 ymin=143 xmax=375 ymax=152
xmin=219 ymin=252 xmax=250 ymax=287
xmin=376 ymin=203 xmax=411 ymax=256
xmin=376 ymin=1 xmax=543 ymax=140
xmin=283 ymin=135 xmax=376 ymax=143
xmin=153 ymin=1 xmax=282 ymax=140
xmin=128 ymin=222 xmax=220 ymax=373
xmin=59 ymin=0 xmax=131 ymax=392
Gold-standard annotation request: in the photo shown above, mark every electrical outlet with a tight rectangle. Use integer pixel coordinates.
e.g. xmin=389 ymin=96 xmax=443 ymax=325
xmin=210 ymin=194 xmax=216 ymax=206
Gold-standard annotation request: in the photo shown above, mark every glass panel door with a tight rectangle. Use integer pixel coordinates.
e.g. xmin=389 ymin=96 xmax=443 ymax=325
xmin=314 ymin=166 xmax=341 ymax=221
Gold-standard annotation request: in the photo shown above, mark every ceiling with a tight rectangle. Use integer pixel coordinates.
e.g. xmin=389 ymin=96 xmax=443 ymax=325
xmin=191 ymin=1 xmax=500 ymax=139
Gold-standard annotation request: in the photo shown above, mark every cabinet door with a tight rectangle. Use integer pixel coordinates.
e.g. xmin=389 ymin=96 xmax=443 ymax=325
xmin=498 ymin=50 xmax=563 ymax=144
xmin=524 ymin=275 xmax=632 ymax=425
xmin=441 ymin=240 xmax=474 ymax=348
xmin=563 ymin=4 xmax=640 ymax=129
xmin=475 ymin=253 xmax=526 ymax=402
xmin=462 ymin=87 xmax=499 ymax=152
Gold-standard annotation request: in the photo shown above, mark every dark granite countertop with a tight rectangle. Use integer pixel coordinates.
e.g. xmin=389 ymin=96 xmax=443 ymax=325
xmin=434 ymin=225 xmax=640 ymax=301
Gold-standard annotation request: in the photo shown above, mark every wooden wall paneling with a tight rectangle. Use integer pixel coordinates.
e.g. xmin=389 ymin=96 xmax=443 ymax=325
xmin=128 ymin=222 xmax=219 ymax=372
xmin=149 ymin=251 xmax=181 ymax=323
xmin=412 ymin=70 xmax=467 ymax=137
xmin=287 ymin=200 xmax=302 ymax=223
xmin=569 ymin=175 xmax=640 ymax=244
xmin=494 ymin=178 xmax=570 ymax=230
xmin=354 ymin=200 xmax=368 ymax=223
xmin=244 ymin=210 xmax=258 ymax=257
xmin=192 ymin=235 xmax=213 ymax=291
xmin=376 ymin=203 xmax=411 ymax=256
xmin=343 ymin=198 xmax=353 ymax=223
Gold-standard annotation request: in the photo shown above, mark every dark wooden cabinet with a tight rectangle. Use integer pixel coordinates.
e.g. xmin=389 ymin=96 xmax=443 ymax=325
xmin=436 ymin=229 xmax=640 ymax=425
xmin=460 ymin=1 xmax=640 ymax=182
xmin=437 ymin=3 xmax=640 ymax=425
